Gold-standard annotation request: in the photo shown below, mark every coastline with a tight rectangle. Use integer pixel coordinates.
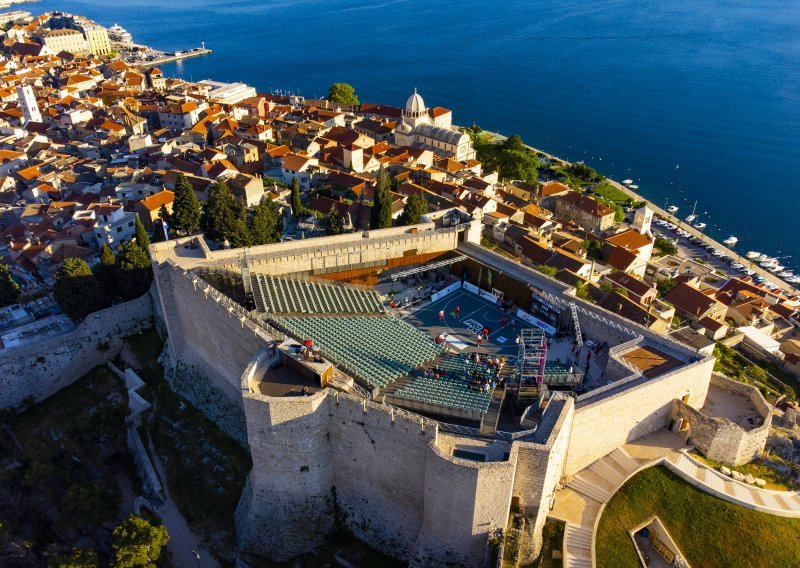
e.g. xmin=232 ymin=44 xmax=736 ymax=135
xmin=481 ymin=130 xmax=796 ymax=294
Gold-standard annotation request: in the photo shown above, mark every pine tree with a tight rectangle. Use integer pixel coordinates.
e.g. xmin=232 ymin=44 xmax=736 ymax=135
xmin=54 ymin=258 xmax=110 ymax=319
xmin=116 ymin=242 xmax=153 ymax=300
xmin=171 ymin=173 xmax=201 ymax=235
xmin=290 ymin=176 xmax=302 ymax=219
xmin=399 ymin=192 xmax=428 ymax=226
xmin=250 ymin=199 xmax=281 ymax=245
xmin=0 ymin=262 xmax=20 ymax=308
xmin=93 ymin=243 xmax=117 ymax=297
xmin=326 ymin=205 xmax=345 ymax=235
xmin=228 ymin=207 xmax=252 ymax=248
xmin=134 ymin=215 xmax=150 ymax=257
xmin=112 ymin=514 xmax=169 ymax=568
xmin=200 ymin=180 xmax=238 ymax=242
xmin=370 ymin=166 xmax=392 ymax=230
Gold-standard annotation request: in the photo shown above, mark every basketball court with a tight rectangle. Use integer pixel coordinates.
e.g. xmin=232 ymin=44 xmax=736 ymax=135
xmin=402 ymin=288 xmax=531 ymax=357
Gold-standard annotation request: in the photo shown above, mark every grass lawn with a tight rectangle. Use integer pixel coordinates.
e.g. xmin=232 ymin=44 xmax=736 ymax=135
xmin=596 ymin=466 xmax=800 ymax=568
xmin=589 ymin=182 xmax=634 ymax=206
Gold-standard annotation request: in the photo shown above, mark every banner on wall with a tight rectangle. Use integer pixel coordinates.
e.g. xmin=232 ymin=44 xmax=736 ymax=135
xmin=516 ymin=308 xmax=557 ymax=335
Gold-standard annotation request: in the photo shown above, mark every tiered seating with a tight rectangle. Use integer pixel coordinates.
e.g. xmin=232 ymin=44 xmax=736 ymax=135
xmin=389 ymin=354 xmax=506 ymax=413
xmin=271 ymin=316 xmax=443 ymax=390
xmin=252 ymin=275 xmax=384 ymax=315
xmin=391 ymin=373 xmax=494 ymax=413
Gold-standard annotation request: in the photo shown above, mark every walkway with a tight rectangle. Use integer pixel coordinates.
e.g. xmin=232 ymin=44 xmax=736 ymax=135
xmin=148 ymin=441 xmax=220 ymax=568
xmin=551 ymin=429 xmax=800 ymax=567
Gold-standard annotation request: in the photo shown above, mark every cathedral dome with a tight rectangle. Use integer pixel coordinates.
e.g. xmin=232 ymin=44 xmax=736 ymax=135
xmin=405 ymin=88 xmax=426 ymax=116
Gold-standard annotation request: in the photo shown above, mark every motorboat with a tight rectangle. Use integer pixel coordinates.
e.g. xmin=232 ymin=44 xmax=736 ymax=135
xmin=666 ymin=205 xmax=679 ymax=213
xmin=746 ymin=251 xmax=761 ymax=259
xmin=769 ymin=265 xmax=785 ymax=273
xmin=685 ymin=201 xmax=698 ymax=223
xmin=693 ymin=222 xmax=706 ymax=230
xmin=757 ymin=253 xmax=770 ymax=261
xmin=731 ymin=263 xmax=743 ymax=269
xmin=759 ymin=260 xmax=777 ymax=268
xmin=629 ymin=184 xmax=639 ymax=189
xmin=745 ymin=269 xmax=755 ymax=276
xmin=788 ymin=276 xmax=800 ymax=284
xmin=723 ymin=236 xmax=738 ymax=246
xmin=779 ymin=271 xmax=794 ymax=278
xmin=623 ymin=179 xmax=633 ymax=184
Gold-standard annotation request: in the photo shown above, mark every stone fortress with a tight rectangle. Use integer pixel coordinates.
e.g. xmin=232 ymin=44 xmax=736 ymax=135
xmin=148 ymin=212 xmax=769 ymax=567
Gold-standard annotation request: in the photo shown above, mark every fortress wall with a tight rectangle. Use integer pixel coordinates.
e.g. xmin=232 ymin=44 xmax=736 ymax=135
xmin=154 ymin=263 xmax=271 ymax=445
xmin=237 ymin=388 xmax=334 ymax=559
xmin=160 ymin=263 xmax=269 ymax=399
xmin=511 ymin=395 xmax=575 ymax=558
xmin=330 ymin=397 xmax=435 ymax=560
xmin=152 ymin=224 xmax=461 ymax=277
xmin=671 ymin=374 xmax=771 ymax=466
xmin=0 ymin=294 xmax=153 ymax=410
xmin=565 ymin=356 xmax=714 ymax=476
xmin=413 ymin=443 xmax=517 ymax=568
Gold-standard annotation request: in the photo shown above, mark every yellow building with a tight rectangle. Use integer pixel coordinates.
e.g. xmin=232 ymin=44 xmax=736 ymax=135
xmin=80 ymin=24 xmax=112 ymax=56
xmin=42 ymin=29 xmax=88 ymax=54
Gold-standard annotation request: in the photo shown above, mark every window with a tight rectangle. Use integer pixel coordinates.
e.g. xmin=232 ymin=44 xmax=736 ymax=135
xmin=128 ymin=221 xmax=134 ymax=227
xmin=116 ymin=226 xmax=122 ymax=233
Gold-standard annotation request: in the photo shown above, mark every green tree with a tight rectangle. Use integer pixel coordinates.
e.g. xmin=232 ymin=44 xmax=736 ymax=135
xmin=290 ymin=176 xmax=303 ymax=219
xmin=582 ymin=239 xmax=604 ymax=261
xmin=170 ymin=173 xmax=201 ymax=235
xmin=60 ymin=480 xmax=117 ymax=532
xmin=537 ymin=265 xmax=558 ymax=278
xmin=200 ymin=180 xmax=238 ymax=242
xmin=575 ymin=280 xmax=591 ymax=300
xmin=115 ymin=242 xmax=153 ymax=300
xmin=743 ymin=365 xmax=767 ymax=385
xmin=112 ymin=514 xmax=169 ymax=568
xmin=326 ymin=205 xmax=345 ymax=235
xmin=249 ymin=199 xmax=282 ymax=245
xmin=370 ymin=166 xmax=392 ymax=230
xmin=398 ymin=192 xmax=428 ymax=226
xmin=228 ymin=209 xmax=252 ymax=248
xmin=326 ymin=82 xmax=359 ymax=106
xmin=0 ymin=262 xmax=20 ymax=308
xmin=93 ymin=243 xmax=117 ymax=297
xmin=497 ymin=135 xmax=539 ymax=184
xmin=134 ymin=215 xmax=150 ymax=256
xmin=51 ymin=548 xmax=98 ymax=568
xmin=54 ymin=258 xmax=110 ymax=319
xmin=654 ymin=237 xmax=678 ymax=256
xmin=656 ymin=277 xmax=678 ymax=297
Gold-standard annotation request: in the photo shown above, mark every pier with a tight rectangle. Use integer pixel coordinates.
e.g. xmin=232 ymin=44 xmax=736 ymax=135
xmin=130 ymin=47 xmax=212 ymax=68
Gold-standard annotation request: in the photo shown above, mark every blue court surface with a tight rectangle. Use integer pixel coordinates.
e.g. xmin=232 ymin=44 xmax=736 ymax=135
xmin=402 ymin=288 xmax=531 ymax=357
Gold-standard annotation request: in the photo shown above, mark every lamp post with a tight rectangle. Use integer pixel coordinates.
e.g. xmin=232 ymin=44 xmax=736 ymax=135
xmin=192 ymin=550 xmax=201 ymax=568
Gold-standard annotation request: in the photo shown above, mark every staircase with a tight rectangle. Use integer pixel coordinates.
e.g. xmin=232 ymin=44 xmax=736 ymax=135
xmin=479 ymin=384 xmax=505 ymax=435
xmin=564 ymin=525 xmax=592 ymax=568
xmin=570 ymin=302 xmax=583 ymax=349
xmin=561 ymin=448 xmax=642 ymax=568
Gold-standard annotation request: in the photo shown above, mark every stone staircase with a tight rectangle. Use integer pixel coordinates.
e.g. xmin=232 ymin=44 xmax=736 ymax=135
xmin=561 ymin=448 xmax=642 ymax=568
xmin=479 ymin=384 xmax=505 ymax=435
xmin=566 ymin=448 xmax=641 ymax=504
xmin=563 ymin=525 xmax=592 ymax=568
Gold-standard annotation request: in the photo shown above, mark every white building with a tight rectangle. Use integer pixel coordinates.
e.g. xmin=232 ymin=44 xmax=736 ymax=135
xmin=15 ymin=84 xmax=41 ymax=125
xmin=393 ymin=89 xmax=476 ymax=162
xmin=198 ymin=80 xmax=257 ymax=105
xmin=90 ymin=203 xmax=137 ymax=249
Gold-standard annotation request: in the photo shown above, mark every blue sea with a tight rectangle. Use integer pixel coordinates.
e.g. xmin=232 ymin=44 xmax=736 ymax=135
xmin=43 ymin=0 xmax=800 ymax=270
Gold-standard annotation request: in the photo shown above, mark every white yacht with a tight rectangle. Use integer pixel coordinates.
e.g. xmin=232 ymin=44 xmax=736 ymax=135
xmin=108 ymin=23 xmax=133 ymax=43
xmin=779 ymin=271 xmax=794 ymax=278
xmin=629 ymin=184 xmax=639 ymax=189
xmin=723 ymin=236 xmax=738 ymax=246
xmin=745 ymin=251 xmax=761 ymax=259
xmin=666 ymin=205 xmax=679 ymax=213
xmin=685 ymin=201 xmax=698 ymax=223
xmin=623 ymin=179 xmax=633 ymax=184
xmin=693 ymin=222 xmax=706 ymax=230
xmin=769 ymin=265 xmax=785 ymax=273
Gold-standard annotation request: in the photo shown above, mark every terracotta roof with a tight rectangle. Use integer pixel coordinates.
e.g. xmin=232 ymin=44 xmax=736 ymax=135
xmin=606 ymin=229 xmax=652 ymax=251
xmin=138 ymin=190 xmax=174 ymax=211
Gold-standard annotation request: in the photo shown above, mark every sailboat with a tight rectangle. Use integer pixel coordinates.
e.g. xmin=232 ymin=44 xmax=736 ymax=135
xmin=684 ymin=201 xmax=698 ymax=223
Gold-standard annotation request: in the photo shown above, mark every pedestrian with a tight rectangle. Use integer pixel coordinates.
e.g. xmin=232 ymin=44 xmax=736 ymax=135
xmin=439 ymin=309 xmax=445 ymax=322
xmin=455 ymin=305 xmax=461 ymax=317
xmin=501 ymin=316 xmax=508 ymax=326
xmin=477 ymin=334 xmax=483 ymax=346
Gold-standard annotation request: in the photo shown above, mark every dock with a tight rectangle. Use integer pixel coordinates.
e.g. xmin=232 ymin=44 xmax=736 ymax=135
xmin=131 ymin=48 xmax=212 ymax=68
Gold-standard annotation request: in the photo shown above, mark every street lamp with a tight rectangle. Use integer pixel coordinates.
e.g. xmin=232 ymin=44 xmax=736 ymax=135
xmin=192 ymin=550 xmax=201 ymax=568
